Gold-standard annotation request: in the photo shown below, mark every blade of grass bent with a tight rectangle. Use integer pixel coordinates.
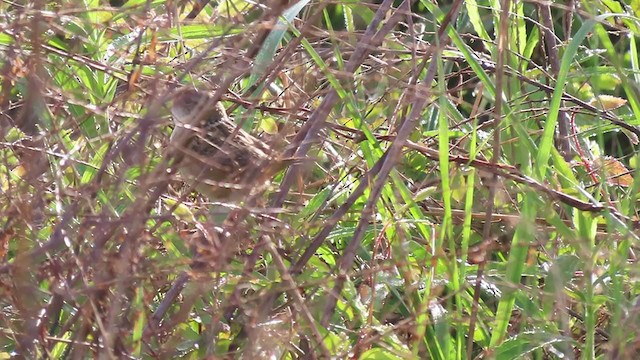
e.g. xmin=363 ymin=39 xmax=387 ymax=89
xmin=535 ymin=18 xmax=596 ymax=180
xmin=248 ymin=0 xmax=311 ymax=88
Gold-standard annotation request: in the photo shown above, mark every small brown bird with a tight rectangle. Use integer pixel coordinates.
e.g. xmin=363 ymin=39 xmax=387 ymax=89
xmin=169 ymin=89 xmax=280 ymax=202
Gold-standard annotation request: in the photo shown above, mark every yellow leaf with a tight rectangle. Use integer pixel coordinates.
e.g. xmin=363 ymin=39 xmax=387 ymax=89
xmin=414 ymin=186 xmax=438 ymax=203
xmin=13 ymin=165 xmax=26 ymax=178
xmin=163 ymin=198 xmax=196 ymax=222
xmin=589 ymin=95 xmax=627 ymax=111
xmin=260 ymin=116 xmax=278 ymax=135
xmin=451 ymin=171 xmax=467 ymax=203
xmin=595 ymin=156 xmax=634 ymax=187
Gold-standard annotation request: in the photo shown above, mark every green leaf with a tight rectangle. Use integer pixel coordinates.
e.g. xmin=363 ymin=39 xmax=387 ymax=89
xmin=259 ymin=116 xmax=278 ymax=135
xmin=249 ymin=0 xmax=311 ymax=88
xmin=536 ymin=17 xmax=597 ymax=179
xmin=494 ymin=331 xmax=574 ymax=359
xmin=359 ymin=348 xmax=405 ymax=360
xmin=164 ymin=198 xmax=197 ymax=222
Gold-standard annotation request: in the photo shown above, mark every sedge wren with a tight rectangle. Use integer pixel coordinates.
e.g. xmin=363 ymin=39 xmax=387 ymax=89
xmin=169 ymin=89 xmax=283 ymax=202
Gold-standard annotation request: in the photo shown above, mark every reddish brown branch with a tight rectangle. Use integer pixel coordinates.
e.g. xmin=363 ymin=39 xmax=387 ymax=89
xmin=320 ymin=0 xmax=465 ymax=327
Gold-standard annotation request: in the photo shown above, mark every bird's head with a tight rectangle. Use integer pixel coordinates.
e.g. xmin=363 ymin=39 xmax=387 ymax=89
xmin=170 ymin=89 xmax=211 ymax=125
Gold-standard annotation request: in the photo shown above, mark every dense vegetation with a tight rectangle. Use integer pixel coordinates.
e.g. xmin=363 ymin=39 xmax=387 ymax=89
xmin=2 ymin=0 xmax=640 ymax=358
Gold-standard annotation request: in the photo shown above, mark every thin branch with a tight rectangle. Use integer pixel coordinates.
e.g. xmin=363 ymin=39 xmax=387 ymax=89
xmin=469 ymin=0 xmax=510 ymax=355
xmin=320 ymin=0 xmax=465 ymax=327
xmin=272 ymin=0 xmax=402 ymax=208
xmin=539 ymin=2 xmax=573 ymax=159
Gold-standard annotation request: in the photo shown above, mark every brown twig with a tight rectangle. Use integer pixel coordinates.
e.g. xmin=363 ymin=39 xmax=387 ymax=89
xmin=320 ymin=0 xmax=465 ymax=327
xmin=539 ymin=1 xmax=573 ymax=159
xmin=185 ymin=0 xmax=210 ymax=19
xmin=403 ymin=140 xmax=640 ymax=229
xmin=443 ymin=54 xmax=640 ymax=139
xmin=469 ymin=0 xmax=510 ymax=355
xmin=272 ymin=0 xmax=401 ymax=208
xmin=143 ymin=271 xmax=190 ymax=339
xmin=262 ymin=235 xmax=331 ymax=357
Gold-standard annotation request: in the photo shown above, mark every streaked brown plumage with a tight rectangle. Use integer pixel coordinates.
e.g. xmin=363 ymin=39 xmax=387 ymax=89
xmin=169 ymin=89 xmax=279 ymax=201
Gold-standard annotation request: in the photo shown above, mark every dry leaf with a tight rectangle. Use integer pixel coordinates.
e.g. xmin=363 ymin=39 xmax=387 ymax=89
xmin=595 ymin=156 xmax=634 ymax=187
xmin=589 ymin=95 xmax=627 ymax=111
